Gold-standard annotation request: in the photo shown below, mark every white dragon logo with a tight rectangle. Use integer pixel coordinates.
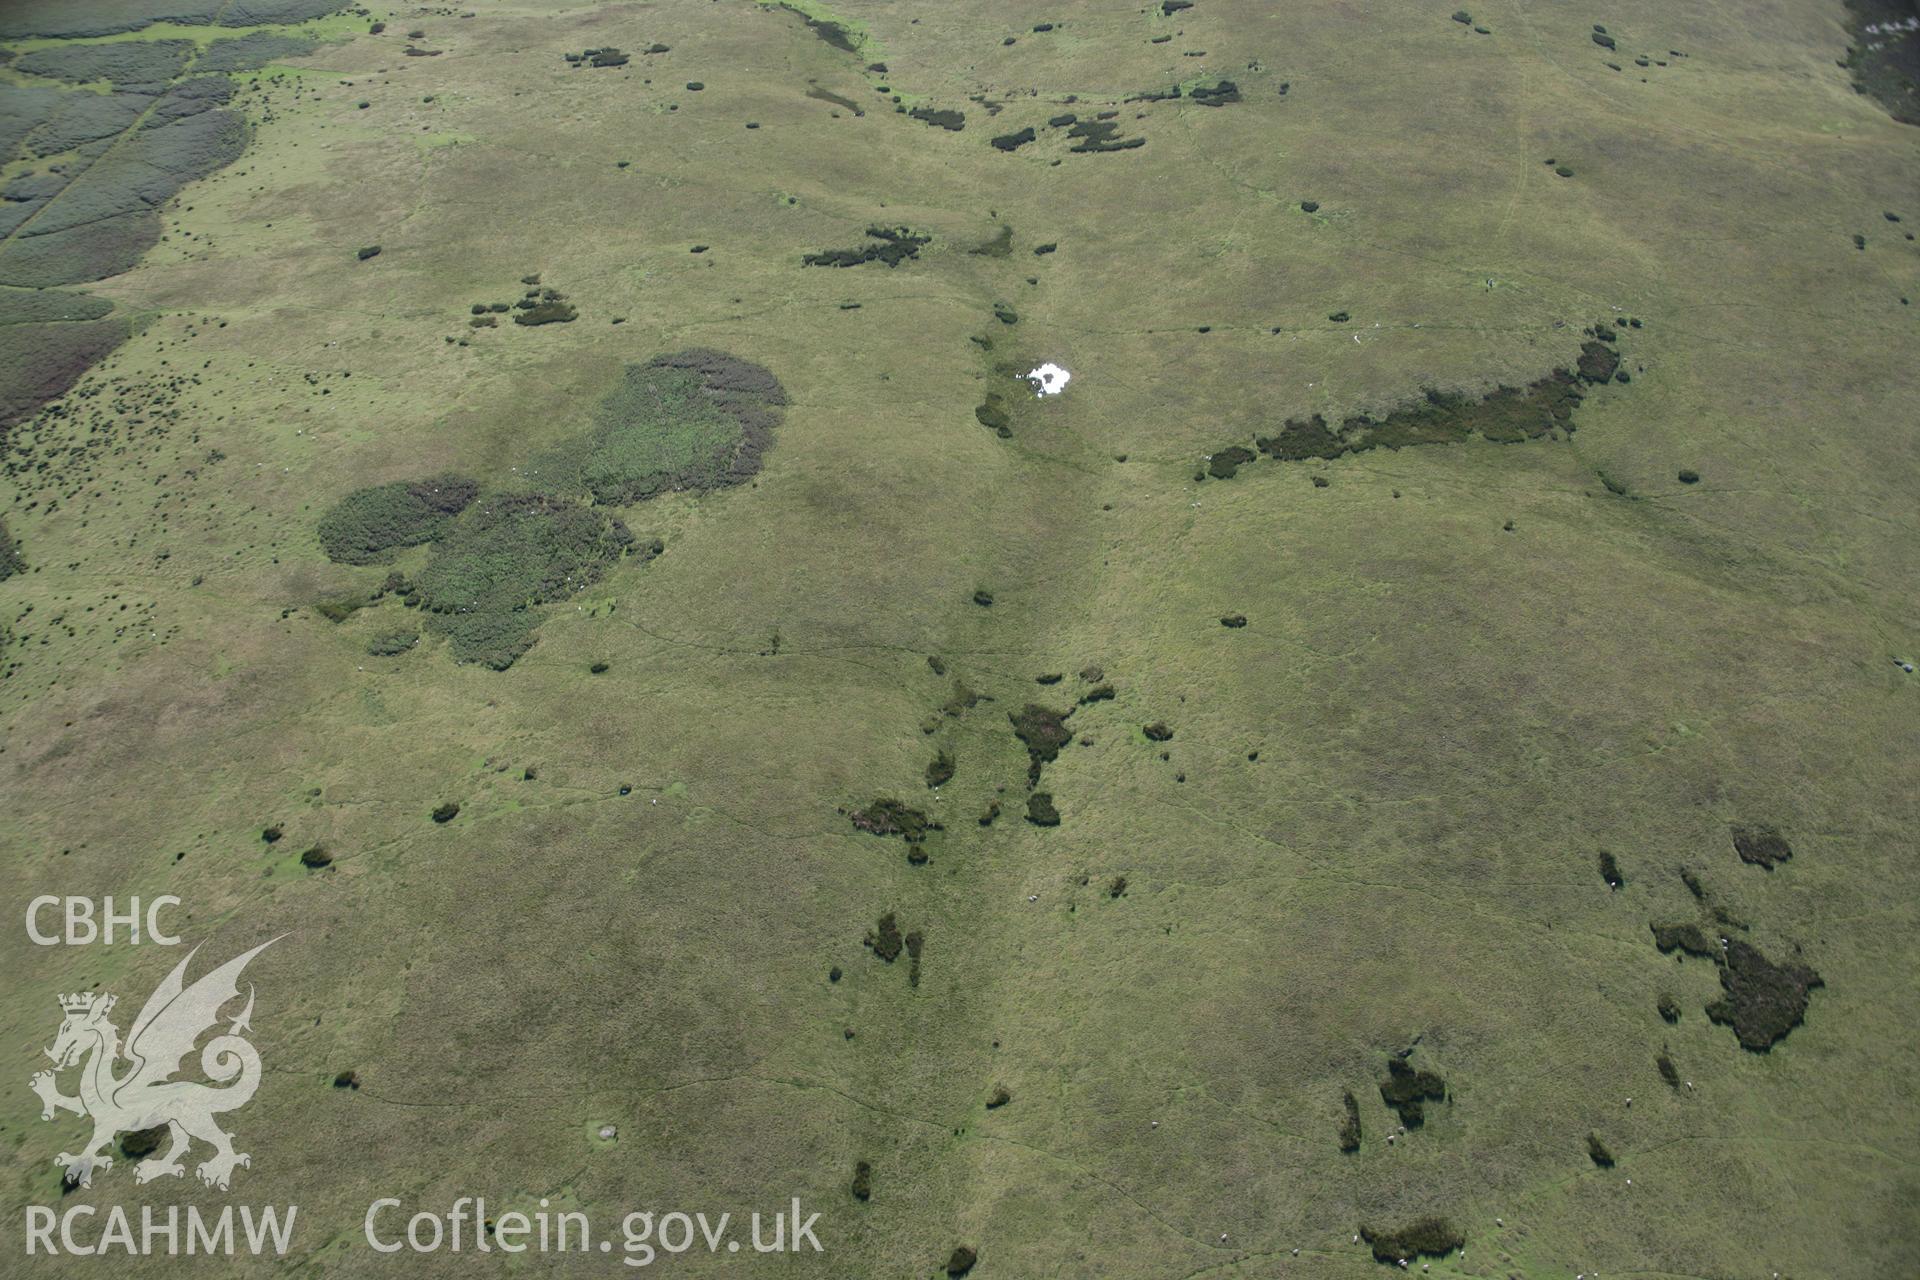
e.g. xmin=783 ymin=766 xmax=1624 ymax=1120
xmin=30 ymin=939 xmax=278 ymax=1191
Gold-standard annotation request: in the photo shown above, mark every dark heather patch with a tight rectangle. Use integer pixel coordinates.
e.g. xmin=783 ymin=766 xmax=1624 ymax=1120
xmin=1658 ymin=992 xmax=1681 ymax=1022
xmin=1142 ymin=721 xmax=1173 ymax=741
xmin=299 ymin=845 xmax=333 ymax=869
xmin=1731 ymin=823 xmax=1792 ymax=869
xmin=1255 ymin=348 xmax=1607 ymax=464
xmin=14 ymin=39 xmax=195 ymax=83
xmin=195 ymin=32 xmax=320 ymax=72
xmin=317 ymin=475 xmax=479 ymax=564
xmin=118 ymin=1125 xmax=167 ymax=1160
xmin=1338 ymin=1090 xmax=1362 ymax=1152
xmin=1220 ymin=614 xmax=1247 ymax=628
xmin=926 ymin=749 xmax=955 ymax=788
xmin=1066 ymin=119 xmax=1144 ymax=152
xmin=866 ymin=912 xmax=904 ymax=962
xmin=1599 ymin=850 xmax=1624 ymax=888
xmin=946 ymin=1245 xmax=978 ymax=1276
xmin=566 ymin=47 xmax=629 ymax=68
xmin=975 ymin=392 xmax=1011 ymax=436
xmin=986 ymin=1083 xmax=1011 ymax=1108
xmin=1207 ymin=445 xmax=1256 ymax=478
xmin=1575 ymin=339 xmax=1619 ymax=383
xmin=1705 ymin=940 xmax=1823 ymax=1051
xmin=1359 ymin=1218 xmax=1463 ymax=1264
xmin=850 ymin=1161 xmax=871 ymax=1200
xmin=1189 ymin=80 xmax=1241 ymax=105
xmin=990 ymin=126 xmax=1037 ymax=151
xmin=431 ymin=802 xmax=460 ymax=823
xmin=1025 ymin=792 xmax=1060 ymax=826
xmin=1010 ymin=704 xmax=1073 ymax=768
xmin=784 ymin=5 xmax=859 ymax=53
xmin=1588 ymin=1131 xmax=1615 ymax=1166
xmin=1650 ymin=921 xmax=1719 ymax=958
xmin=1078 ymin=683 xmax=1114 ymax=705
xmin=1657 ymin=1049 xmax=1680 ymax=1088
xmin=850 ymin=799 xmax=940 ymax=843
xmin=1378 ymin=1056 xmax=1446 ymax=1126
xmin=803 ymin=226 xmax=930 ymax=268
xmin=909 ymin=106 xmax=966 ymax=130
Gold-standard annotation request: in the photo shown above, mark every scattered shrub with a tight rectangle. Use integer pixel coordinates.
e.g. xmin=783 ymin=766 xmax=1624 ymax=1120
xmin=926 ymin=749 xmax=955 ymax=788
xmin=1142 ymin=721 xmax=1173 ymax=741
xmin=1657 ymin=992 xmax=1680 ymax=1023
xmin=1657 ymin=1049 xmax=1679 ymax=1088
xmin=299 ymin=845 xmax=332 ymax=869
xmin=357 ymin=245 xmax=381 ymax=260
xmin=851 ymin=1161 xmax=871 ymax=1201
xmin=946 ymin=1245 xmax=978 ymax=1277
xmin=1220 ymin=614 xmax=1247 ymax=627
xmin=1587 ymin=1131 xmax=1614 ymax=1166
xmin=1598 ymin=850 xmax=1623 ymax=888
xmin=986 ymin=1085 xmax=1011 ymax=1109
xmin=1026 ymin=792 xmax=1060 ymax=826
xmin=431 ymin=802 xmax=459 ymax=823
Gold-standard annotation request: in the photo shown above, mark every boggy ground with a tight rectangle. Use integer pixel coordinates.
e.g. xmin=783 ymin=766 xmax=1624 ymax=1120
xmin=2 ymin=1 xmax=1917 ymax=1278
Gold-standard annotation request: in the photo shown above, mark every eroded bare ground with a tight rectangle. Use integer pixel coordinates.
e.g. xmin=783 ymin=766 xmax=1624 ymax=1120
xmin=2 ymin=1 xmax=1918 ymax=1276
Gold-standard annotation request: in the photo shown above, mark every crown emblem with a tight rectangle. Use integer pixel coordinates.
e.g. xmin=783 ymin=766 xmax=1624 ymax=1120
xmin=58 ymin=992 xmax=113 ymax=1016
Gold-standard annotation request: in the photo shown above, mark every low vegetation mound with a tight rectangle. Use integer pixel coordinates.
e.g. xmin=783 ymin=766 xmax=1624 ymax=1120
xmin=537 ymin=352 xmax=786 ymax=504
xmin=411 ymin=496 xmax=644 ymax=668
xmin=317 ymin=475 xmax=479 ymax=564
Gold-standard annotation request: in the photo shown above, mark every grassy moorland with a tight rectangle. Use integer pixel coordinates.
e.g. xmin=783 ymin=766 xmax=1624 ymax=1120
xmin=3 ymin=1 xmax=1917 ymax=1276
